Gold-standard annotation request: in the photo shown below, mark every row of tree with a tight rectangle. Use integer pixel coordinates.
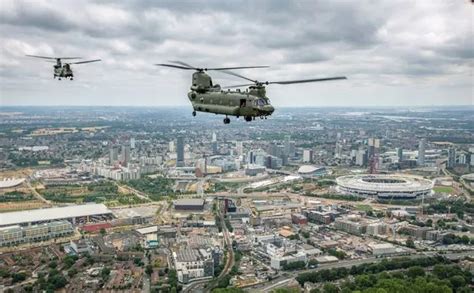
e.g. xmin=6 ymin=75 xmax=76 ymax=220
xmin=296 ymin=256 xmax=448 ymax=285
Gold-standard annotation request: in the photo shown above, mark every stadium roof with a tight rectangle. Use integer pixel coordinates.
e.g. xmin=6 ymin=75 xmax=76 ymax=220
xmin=0 ymin=178 xmax=25 ymax=188
xmin=0 ymin=203 xmax=112 ymax=227
xmin=298 ymin=165 xmax=325 ymax=174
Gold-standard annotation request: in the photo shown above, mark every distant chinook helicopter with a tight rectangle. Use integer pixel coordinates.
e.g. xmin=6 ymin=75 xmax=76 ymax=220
xmin=157 ymin=61 xmax=346 ymax=124
xmin=26 ymin=55 xmax=101 ymax=80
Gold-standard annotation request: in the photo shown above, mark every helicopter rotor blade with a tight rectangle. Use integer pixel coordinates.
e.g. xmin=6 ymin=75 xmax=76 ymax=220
xmin=223 ymin=83 xmax=256 ymax=89
xmin=168 ymin=60 xmax=197 ymax=69
xmin=155 ymin=64 xmax=196 ymax=70
xmin=220 ymin=70 xmax=258 ymax=83
xmin=207 ymin=66 xmax=269 ymax=71
xmin=26 ymin=55 xmax=82 ymax=60
xmin=68 ymin=59 xmax=101 ymax=65
xmin=159 ymin=60 xmax=269 ymax=71
xmin=268 ymin=76 xmax=347 ymax=85
xmin=26 ymin=55 xmax=57 ymax=60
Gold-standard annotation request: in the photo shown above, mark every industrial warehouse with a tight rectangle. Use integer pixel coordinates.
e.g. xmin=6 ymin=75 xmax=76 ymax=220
xmin=336 ymin=174 xmax=433 ymax=200
xmin=0 ymin=203 xmax=114 ymax=227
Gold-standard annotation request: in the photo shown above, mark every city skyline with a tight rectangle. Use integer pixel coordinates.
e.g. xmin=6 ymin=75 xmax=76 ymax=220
xmin=1 ymin=1 xmax=472 ymax=107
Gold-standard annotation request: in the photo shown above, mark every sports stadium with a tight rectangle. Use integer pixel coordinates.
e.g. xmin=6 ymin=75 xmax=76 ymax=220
xmin=336 ymin=174 xmax=433 ymax=200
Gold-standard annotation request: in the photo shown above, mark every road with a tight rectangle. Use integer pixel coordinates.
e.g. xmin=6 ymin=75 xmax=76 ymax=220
xmin=115 ymin=182 xmax=151 ymax=201
xmin=27 ymin=179 xmax=51 ymax=205
xmin=248 ymin=251 xmax=474 ymax=292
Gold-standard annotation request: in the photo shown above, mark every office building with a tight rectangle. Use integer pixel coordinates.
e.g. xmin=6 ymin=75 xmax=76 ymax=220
xmin=303 ymin=149 xmax=313 ymax=163
xmin=177 ymin=136 xmax=185 ymax=167
xmin=109 ymin=146 xmax=119 ymax=164
xmin=448 ymin=147 xmax=456 ymax=168
xmin=397 ymin=147 xmax=403 ymax=163
xmin=173 ymin=248 xmax=214 ymax=283
xmin=0 ymin=221 xmax=74 ymax=247
xmin=121 ymin=145 xmax=130 ymax=166
xmin=418 ymin=138 xmax=425 ymax=166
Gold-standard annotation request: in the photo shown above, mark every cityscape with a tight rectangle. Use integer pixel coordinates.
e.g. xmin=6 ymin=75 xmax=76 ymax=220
xmin=0 ymin=106 xmax=472 ymax=292
xmin=1 ymin=0 xmax=473 ymax=293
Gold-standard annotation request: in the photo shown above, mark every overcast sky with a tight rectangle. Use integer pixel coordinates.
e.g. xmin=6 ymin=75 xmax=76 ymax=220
xmin=0 ymin=0 xmax=472 ymax=107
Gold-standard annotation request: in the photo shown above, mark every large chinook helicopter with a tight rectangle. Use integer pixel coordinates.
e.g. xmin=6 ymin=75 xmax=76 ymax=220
xmin=26 ymin=55 xmax=101 ymax=80
xmin=157 ymin=61 xmax=346 ymax=124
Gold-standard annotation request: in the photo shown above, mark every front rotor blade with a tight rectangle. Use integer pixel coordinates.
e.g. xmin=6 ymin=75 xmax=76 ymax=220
xmin=168 ymin=60 xmax=197 ymax=69
xmin=57 ymin=57 xmax=82 ymax=60
xmin=70 ymin=59 xmax=101 ymax=65
xmin=269 ymin=76 xmax=347 ymax=85
xmin=208 ymin=66 xmax=269 ymax=71
xmin=155 ymin=64 xmax=195 ymax=70
xmin=26 ymin=55 xmax=57 ymax=60
xmin=220 ymin=70 xmax=257 ymax=83
xmin=223 ymin=83 xmax=255 ymax=89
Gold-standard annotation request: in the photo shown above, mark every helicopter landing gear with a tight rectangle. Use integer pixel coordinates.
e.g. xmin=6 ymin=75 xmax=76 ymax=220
xmin=192 ymin=111 xmax=196 ymax=117
xmin=223 ymin=117 xmax=231 ymax=124
xmin=58 ymin=77 xmax=61 ymax=80
xmin=244 ymin=116 xmax=252 ymax=122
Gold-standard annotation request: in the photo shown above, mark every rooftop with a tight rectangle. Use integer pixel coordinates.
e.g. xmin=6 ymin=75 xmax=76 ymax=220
xmin=0 ymin=203 xmax=112 ymax=226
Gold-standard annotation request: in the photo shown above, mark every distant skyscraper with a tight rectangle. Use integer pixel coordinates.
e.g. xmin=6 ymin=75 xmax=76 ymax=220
xmin=109 ymin=146 xmax=119 ymax=164
xmin=356 ymin=149 xmax=368 ymax=166
xmin=334 ymin=143 xmax=343 ymax=159
xmin=130 ymin=137 xmax=136 ymax=149
xmin=169 ymin=141 xmax=175 ymax=153
xmin=212 ymin=132 xmax=218 ymax=155
xmin=303 ymin=149 xmax=313 ymax=163
xmin=417 ymin=139 xmax=425 ymax=166
xmin=447 ymin=147 xmax=456 ymax=168
xmin=176 ymin=136 xmax=184 ymax=167
xmin=121 ymin=145 xmax=130 ymax=166
xmin=236 ymin=141 xmax=243 ymax=156
xmin=397 ymin=147 xmax=403 ymax=163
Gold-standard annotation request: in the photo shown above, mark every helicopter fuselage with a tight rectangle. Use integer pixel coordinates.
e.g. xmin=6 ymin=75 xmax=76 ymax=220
xmin=186 ymin=71 xmax=274 ymax=122
xmin=54 ymin=64 xmax=73 ymax=79
xmin=188 ymin=88 xmax=274 ymax=120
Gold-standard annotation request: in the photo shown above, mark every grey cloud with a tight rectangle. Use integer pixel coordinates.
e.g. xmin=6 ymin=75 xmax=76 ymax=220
xmin=0 ymin=0 xmax=472 ymax=106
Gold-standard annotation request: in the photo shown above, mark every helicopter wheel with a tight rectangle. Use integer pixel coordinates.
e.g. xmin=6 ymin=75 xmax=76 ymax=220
xmin=192 ymin=111 xmax=196 ymax=117
xmin=223 ymin=117 xmax=230 ymax=124
xmin=244 ymin=116 xmax=252 ymax=122
xmin=58 ymin=77 xmax=61 ymax=80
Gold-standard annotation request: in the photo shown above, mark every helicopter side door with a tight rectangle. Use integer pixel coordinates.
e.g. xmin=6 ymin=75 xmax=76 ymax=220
xmin=239 ymin=99 xmax=246 ymax=108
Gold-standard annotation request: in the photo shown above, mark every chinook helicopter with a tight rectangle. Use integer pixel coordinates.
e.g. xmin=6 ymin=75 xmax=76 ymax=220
xmin=26 ymin=55 xmax=101 ymax=80
xmin=157 ymin=61 xmax=346 ymax=124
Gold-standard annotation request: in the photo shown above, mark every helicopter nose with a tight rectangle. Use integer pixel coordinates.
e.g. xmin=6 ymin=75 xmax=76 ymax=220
xmin=264 ymin=105 xmax=275 ymax=114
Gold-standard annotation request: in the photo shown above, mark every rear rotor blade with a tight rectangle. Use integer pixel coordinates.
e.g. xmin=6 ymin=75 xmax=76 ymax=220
xmin=169 ymin=60 xmax=197 ymax=69
xmin=268 ymin=76 xmax=347 ymax=85
xmin=69 ymin=59 xmax=101 ymax=65
xmin=155 ymin=63 xmax=196 ymax=70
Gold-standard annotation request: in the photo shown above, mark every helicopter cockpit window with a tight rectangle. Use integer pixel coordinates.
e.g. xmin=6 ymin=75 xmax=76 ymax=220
xmin=256 ymin=99 xmax=266 ymax=106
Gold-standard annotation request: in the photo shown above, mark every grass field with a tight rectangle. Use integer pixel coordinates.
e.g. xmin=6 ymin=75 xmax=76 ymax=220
xmin=433 ymin=186 xmax=455 ymax=194
xmin=356 ymin=204 xmax=373 ymax=212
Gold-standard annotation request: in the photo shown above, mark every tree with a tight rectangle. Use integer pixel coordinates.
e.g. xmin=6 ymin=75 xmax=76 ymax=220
xmin=101 ymin=267 xmax=111 ymax=280
xmin=407 ymin=266 xmax=425 ymax=278
xmin=323 ymin=283 xmax=339 ymax=293
xmin=406 ymin=238 xmax=415 ymax=248
xmin=100 ymin=228 xmax=106 ymax=236
xmin=449 ymin=275 xmax=466 ymax=288
xmin=145 ymin=264 xmax=153 ymax=276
